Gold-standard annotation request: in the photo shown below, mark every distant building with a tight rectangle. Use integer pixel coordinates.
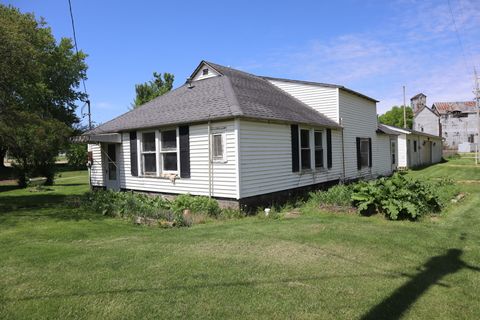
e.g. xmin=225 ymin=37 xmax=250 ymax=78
xmin=432 ymin=101 xmax=478 ymax=151
xmin=412 ymin=94 xmax=478 ymax=152
xmin=411 ymin=93 xmax=427 ymax=114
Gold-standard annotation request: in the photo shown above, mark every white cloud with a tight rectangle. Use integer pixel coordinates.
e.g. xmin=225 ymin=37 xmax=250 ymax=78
xmin=248 ymin=0 xmax=480 ymax=115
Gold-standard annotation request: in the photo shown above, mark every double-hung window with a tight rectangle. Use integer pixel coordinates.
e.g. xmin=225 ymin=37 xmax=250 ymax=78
xmin=141 ymin=132 xmax=157 ymax=175
xmin=300 ymin=129 xmax=311 ymax=170
xmin=212 ymin=129 xmax=226 ymax=162
xmin=160 ymin=129 xmax=178 ymax=172
xmin=314 ymin=130 xmax=324 ymax=168
xmin=360 ymin=138 xmax=370 ymax=168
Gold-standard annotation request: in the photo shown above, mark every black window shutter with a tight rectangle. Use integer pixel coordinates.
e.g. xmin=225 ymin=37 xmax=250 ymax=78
xmin=179 ymin=126 xmax=190 ymax=178
xmin=368 ymin=137 xmax=372 ymax=168
xmin=291 ymin=125 xmax=299 ymax=172
xmin=356 ymin=137 xmax=361 ymax=170
xmin=326 ymin=129 xmax=332 ymax=169
xmin=130 ymin=131 xmax=138 ymax=176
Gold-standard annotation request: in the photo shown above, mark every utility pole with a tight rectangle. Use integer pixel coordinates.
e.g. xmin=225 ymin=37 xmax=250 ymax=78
xmin=403 ymin=85 xmax=407 ymax=128
xmin=474 ymin=68 xmax=480 ymax=165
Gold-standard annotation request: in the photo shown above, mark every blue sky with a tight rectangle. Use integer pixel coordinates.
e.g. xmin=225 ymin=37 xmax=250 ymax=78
xmin=4 ymin=0 xmax=480 ymax=127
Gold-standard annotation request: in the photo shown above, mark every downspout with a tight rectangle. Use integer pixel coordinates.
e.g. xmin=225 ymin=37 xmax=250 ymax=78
xmin=340 ymin=118 xmax=346 ymax=181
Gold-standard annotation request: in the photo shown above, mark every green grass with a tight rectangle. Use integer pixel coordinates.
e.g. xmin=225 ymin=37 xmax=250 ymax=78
xmin=1 ymin=161 xmax=480 ymax=319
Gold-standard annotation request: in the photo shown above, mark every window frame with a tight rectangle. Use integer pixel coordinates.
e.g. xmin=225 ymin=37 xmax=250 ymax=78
xmin=296 ymin=127 xmax=328 ymax=172
xmin=299 ymin=128 xmax=312 ymax=171
xmin=211 ymin=128 xmax=227 ymax=163
xmin=140 ymin=131 xmax=157 ymax=176
xmin=159 ymin=128 xmax=180 ymax=174
xmin=314 ymin=130 xmax=325 ymax=169
xmin=202 ymin=68 xmax=209 ymax=75
xmin=359 ymin=138 xmax=370 ymax=168
xmin=137 ymin=128 xmax=180 ymax=177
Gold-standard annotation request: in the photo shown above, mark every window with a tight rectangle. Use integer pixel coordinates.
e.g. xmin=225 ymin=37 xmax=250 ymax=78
xmin=212 ymin=129 xmax=226 ymax=162
xmin=141 ymin=132 xmax=156 ymax=175
xmin=300 ymin=129 xmax=311 ymax=170
xmin=160 ymin=129 xmax=178 ymax=172
xmin=413 ymin=140 xmax=417 ymax=152
xmin=202 ymin=68 xmax=209 ymax=75
xmin=391 ymin=141 xmax=396 ymax=165
xmin=314 ymin=130 xmax=323 ymax=168
xmin=468 ymin=134 xmax=475 ymax=143
xmin=360 ymin=138 xmax=370 ymax=168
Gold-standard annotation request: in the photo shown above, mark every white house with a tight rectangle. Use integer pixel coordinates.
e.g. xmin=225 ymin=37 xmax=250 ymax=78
xmin=380 ymin=124 xmax=443 ymax=169
xmin=79 ymin=61 xmax=403 ymax=208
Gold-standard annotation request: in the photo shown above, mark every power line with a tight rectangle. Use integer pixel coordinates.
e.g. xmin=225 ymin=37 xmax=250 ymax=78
xmin=447 ymin=0 xmax=476 ymax=82
xmin=67 ymin=0 xmax=91 ymax=129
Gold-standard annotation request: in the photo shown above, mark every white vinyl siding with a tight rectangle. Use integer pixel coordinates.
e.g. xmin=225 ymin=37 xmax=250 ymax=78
xmin=88 ymin=143 xmax=104 ymax=186
xmin=119 ymin=121 xmax=237 ymax=198
xmin=374 ymin=134 xmax=394 ymax=176
xmin=267 ymin=80 xmax=339 ymax=122
xmin=338 ymin=90 xmax=379 ymax=179
xmin=238 ymin=120 xmax=343 ymax=198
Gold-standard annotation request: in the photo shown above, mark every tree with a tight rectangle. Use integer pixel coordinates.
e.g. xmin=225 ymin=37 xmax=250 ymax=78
xmin=379 ymin=106 xmax=413 ymax=129
xmin=133 ymin=72 xmax=174 ymax=107
xmin=0 ymin=112 xmax=71 ymax=186
xmin=0 ymin=5 xmax=87 ymax=185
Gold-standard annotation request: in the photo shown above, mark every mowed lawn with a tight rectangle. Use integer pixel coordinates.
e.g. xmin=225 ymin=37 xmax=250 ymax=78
xmin=1 ymin=160 xmax=479 ymax=319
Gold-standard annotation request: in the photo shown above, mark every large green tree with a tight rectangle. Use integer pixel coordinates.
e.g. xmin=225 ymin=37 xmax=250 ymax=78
xmin=133 ymin=72 xmax=174 ymax=107
xmin=378 ymin=105 xmax=413 ymax=129
xmin=0 ymin=5 xmax=87 ymax=185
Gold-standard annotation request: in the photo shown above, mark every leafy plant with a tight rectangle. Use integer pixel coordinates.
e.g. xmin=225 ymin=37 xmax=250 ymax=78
xmin=66 ymin=144 xmax=88 ymax=169
xmin=351 ymin=173 xmax=456 ymax=220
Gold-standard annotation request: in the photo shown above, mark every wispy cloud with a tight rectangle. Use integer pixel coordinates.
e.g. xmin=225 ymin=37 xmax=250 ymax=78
xmin=243 ymin=0 xmax=480 ymax=114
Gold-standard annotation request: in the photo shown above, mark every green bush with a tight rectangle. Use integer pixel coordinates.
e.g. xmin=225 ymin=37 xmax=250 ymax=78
xmin=351 ymin=173 xmax=457 ymax=220
xmin=170 ymin=194 xmax=221 ymax=217
xmin=66 ymin=144 xmax=88 ymax=169
xmin=308 ymin=184 xmax=353 ymax=207
xmin=81 ymin=191 xmax=222 ymax=226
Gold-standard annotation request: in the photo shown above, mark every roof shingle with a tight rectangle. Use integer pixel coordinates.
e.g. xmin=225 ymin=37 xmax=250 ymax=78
xmin=89 ymin=61 xmax=343 ymax=134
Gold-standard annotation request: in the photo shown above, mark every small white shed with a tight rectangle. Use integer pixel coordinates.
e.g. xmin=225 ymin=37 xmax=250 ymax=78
xmin=381 ymin=125 xmax=443 ymax=169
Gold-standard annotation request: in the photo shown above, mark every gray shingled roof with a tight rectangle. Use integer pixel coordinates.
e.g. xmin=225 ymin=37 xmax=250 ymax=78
xmin=89 ymin=61 xmax=340 ymax=134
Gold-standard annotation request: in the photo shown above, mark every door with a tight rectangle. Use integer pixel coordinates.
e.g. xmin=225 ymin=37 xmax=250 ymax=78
xmin=391 ymin=140 xmax=397 ymax=171
xmin=105 ymin=144 xmax=120 ymax=190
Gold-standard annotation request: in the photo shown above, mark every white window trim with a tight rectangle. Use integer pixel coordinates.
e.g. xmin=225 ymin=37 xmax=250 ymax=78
xmin=299 ymin=128 xmax=312 ymax=171
xmin=359 ymin=137 xmax=370 ymax=168
xmin=211 ymin=128 xmax=227 ymax=163
xmin=298 ymin=127 xmax=327 ymax=173
xmin=159 ymin=127 xmax=180 ymax=174
xmin=140 ymin=131 xmax=157 ymax=176
xmin=137 ymin=128 xmax=180 ymax=177
xmin=314 ymin=129 xmax=325 ymax=169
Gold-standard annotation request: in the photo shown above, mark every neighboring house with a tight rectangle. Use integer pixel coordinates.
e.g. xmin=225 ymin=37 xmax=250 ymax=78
xmin=380 ymin=124 xmax=443 ymax=169
xmin=79 ymin=61 xmax=402 ymax=208
xmin=413 ymin=105 xmax=440 ymax=136
xmin=431 ymin=101 xmax=478 ymax=152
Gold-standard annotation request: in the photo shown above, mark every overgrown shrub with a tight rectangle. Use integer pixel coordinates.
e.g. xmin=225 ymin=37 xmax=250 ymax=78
xmin=352 ymin=173 xmax=457 ymax=220
xmin=308 ymin=184 xmax=353 ymax=207
xmin=170 ymin=194 xmax=221 ymax=217
xmin=81 ymin=191 xmax=223 ymax=227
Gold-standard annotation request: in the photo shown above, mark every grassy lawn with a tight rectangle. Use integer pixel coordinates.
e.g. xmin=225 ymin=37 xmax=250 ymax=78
xmin=1 ymin=160 xmax=479 ymax=319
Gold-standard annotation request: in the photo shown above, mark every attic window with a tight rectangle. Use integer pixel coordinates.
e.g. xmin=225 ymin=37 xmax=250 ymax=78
xmin=202 ymin=68 xmax=209 ymax=75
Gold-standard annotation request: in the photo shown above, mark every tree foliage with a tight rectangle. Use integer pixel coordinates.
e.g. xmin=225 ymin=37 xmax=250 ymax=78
xmin=378 ymin=105 xmax=413 ymax=129
xmin=0 ymin=111 xmax=71 ymax=186
xmin=133 ymin=72 xmax=174 ymax=107
xmin=0 ymin=5 xmax=87 ymax=186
